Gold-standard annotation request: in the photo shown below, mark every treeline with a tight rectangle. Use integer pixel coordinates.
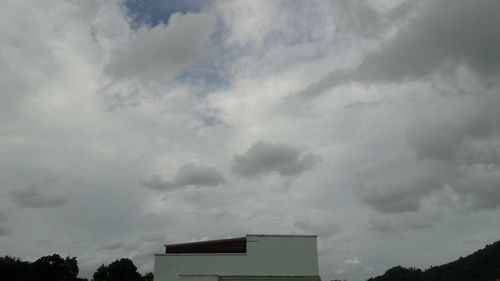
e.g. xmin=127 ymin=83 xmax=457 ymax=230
xmin=367 ymin=240 xmax=500 ymax=281
xmin=0 ymin=254 xmax=153 ymax=281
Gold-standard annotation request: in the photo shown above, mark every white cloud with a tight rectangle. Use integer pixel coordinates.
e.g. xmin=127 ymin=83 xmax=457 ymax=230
xmin=1 ymin=1 xmax=500 ymax=281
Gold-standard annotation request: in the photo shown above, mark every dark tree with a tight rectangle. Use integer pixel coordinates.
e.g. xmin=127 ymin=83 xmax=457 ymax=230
xmin=366 ymin=240 xmax=500 ymax=281
xmin=28 ymin=254 xmax=79 ymax=281
xmin=92 ymin=258 xmax=143 ymax=281
xmin=142 ymin=272 xmax=154 ymax=281
xmin=0 ymin=256 xmax=30 ymax=281
xmin=367 ymin=266 xmax=422 ymax=281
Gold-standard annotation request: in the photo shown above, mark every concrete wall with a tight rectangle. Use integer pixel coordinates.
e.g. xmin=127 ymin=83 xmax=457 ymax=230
xmin=153 ymin=235 xmax=319 ymax=281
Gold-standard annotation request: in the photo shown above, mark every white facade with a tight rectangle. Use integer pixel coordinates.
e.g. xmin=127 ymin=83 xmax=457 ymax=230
xmin=153 ymin=234 xmax=320 ymax=281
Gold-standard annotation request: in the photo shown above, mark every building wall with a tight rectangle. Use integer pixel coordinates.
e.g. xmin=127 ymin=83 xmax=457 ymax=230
xmin=153 ymin=235 xmax=319 ymax=281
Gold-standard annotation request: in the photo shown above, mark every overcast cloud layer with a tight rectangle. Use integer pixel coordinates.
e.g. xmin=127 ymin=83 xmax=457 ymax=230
xmin=1 ymin=1 xmax=500 ymax=281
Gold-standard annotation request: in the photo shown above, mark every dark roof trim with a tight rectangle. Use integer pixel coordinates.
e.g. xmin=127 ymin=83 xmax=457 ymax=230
xmin=155 ymin=253 xmax=246 ymax=256
xmin=180 ymin=275 xmax=321 ymax=278
xmin=247 ymin=234 xmax=317 ymax=238
xmin=165 ymin=237 xmax=246 ymax=254
xmin=219 ymin=276 xmax=321 ymax=281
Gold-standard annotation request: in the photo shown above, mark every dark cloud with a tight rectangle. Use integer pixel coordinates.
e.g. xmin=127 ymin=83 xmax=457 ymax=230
xmin=356 ymin=92 xmax=500 ymax=213
xmin=355 ymin=157 xmax=454 ymax=213
xmin=298 ymin=0 xmax=500 ymax=97
xmin=408 ymin=95 xmax=500 ymax=162
xmin=232 ymin=141 xmax=320 ymax=178
xmin=455 ymin=164 xmax=500 ymax=210
xmin=408 ymin=93 xmax=500 ymax=210
xmin=357 ymin=155 xmax=500 ymax=214
xmin=142 ymin=164 xmax=225 ymax=191
xmin=9 ymin=185 xmax=66 ymax=208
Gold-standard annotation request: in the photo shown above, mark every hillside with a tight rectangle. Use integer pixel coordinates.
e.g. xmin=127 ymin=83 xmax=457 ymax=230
xmin=367 ymin=240 xmax=500 ymax=281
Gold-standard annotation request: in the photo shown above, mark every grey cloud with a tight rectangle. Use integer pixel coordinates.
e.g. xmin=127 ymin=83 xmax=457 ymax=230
xmin=294 ymin=220 xmax=342 ymax=238
xmin=9 ymin=185 xmax=66 ymax=208
xmin=455 ymin=164 xmax=500 ymax=210
xmin=298 ymin=0 xmax=500 ymax=97
xmin=0 ymin=225 xmax=11 ymax=236
xmin=139 ymin=232 xmax=165 ymax=243
xmin=355 ymin=92 xmax=500 ymax=213
xmin=331 ymin=0 xmax=414 ymax=38
xmin=0 ymin=209 xmax=7 ymax=221
xmin=457 ymin=139 xmax=500 ymax=167
xmin=232 ymin=141 xmax=320 ymax=178
xmin=355 ymin=157 xmax=454 ymax=213
xmin=331 ymin=0 xmax=386 ymax=37
xmin=142 ymin=164 xmax=225 ymax=191
xmin=357 ymin=161 xmax=500 ymax=215
xmin=408 ymin=94 xmax=500 ymax=162
xmin=356 ymin=155 xmax=500 ymax=213
xmin=105 ymin=12 xmax=215 ymax=83
xmin=368 ymin=213 xmax=432 ymax=234
xmin=408 ymin=93 xmax=500 ymax=210
xmin=98 ymin=240 xmax=125 ymax=251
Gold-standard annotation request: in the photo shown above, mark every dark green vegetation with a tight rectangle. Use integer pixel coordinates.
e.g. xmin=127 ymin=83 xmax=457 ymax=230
xmin=0 ymin=254 xmax=153 ymax=281
xmin=367 ymin=240 xmax=500 ymax=281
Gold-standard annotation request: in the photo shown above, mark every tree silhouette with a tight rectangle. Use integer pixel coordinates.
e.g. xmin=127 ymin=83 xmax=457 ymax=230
xmin=92 ymin=258 xmax=143 ymax=281
xmin=366 ymin=240 xmax=500 ymax=281
xmin=0 ymin=256 xmax=30 ymax=281
xmin=28 ymin=254 xmax=79 ymax=281
xmin=142 ymin=272 xmax=154 ymax=281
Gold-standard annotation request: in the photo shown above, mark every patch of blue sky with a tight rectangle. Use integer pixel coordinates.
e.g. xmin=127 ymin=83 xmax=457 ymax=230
xmin=123 ymin=0 xmax=229 ymax=94
xmin=176 ymin=60 xmax=230 ymax=94
xmin=201 ymin=115 xmax=223 ymax=128
xmin=176 ymin=18 xmax=238 ymax=96
xmin=124 ymin=0 xmax=210 ymax=28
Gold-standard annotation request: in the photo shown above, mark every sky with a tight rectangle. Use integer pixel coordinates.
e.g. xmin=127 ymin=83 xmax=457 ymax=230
xmin=1 ymin=0 xmax=500 ymax=280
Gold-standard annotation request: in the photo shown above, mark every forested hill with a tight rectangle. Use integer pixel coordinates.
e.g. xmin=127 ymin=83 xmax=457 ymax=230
xmin=367 ymin=240 xmax=500 ymax=281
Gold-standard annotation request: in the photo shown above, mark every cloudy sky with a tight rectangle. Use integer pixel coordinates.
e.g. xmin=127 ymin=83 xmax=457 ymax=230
xmin=1 ymin=0 xmax=499 ymax=280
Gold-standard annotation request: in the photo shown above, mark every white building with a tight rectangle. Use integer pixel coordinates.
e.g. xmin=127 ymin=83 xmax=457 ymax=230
xmin=153 ymin=234 xmax=321 ymax=281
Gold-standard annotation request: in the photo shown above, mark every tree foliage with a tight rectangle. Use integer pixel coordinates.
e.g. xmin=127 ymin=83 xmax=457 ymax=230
xmin=92 ymin=258 xmax=143 ymax=281
xmin=0 ymin=254 xmax=153 ymax=281
xmin=0 ymin=254 xmax=80 ymax=281
xmin=142 ymin=272 xmax=154 ymax=281
xmin=0 ymin=256 xmax=30 ymax=281
xmin=30 ymin=254 xmax=79 ymax=281
xmin=366 ymin=240 xmax=500 ymax=281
